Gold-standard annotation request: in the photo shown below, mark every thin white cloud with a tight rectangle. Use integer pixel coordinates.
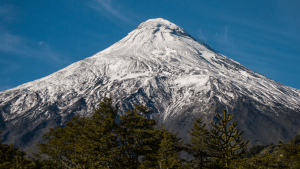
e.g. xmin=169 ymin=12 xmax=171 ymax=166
xmin=0 ymin=31 xmax=70 ymax=64
xmin=87 ymin=0 xmax=130 ymax=22
xmin=213 ymin=26 xmax=236 ymax=51
xmin=39 ymin=41 xmax=44 ymax=45
xmin=198 ymin=29 xmax=208 ymax=42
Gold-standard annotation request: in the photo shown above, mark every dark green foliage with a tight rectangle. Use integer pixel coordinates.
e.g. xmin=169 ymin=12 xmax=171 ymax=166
xmin=205 ymin=109 xmax=249 ymax=168
xmin=229 ymin=158 xmax=256 ymax=169
xmin=117 ymin=104 xmax=158 ymax=168
xmin=4 ymin=97 xmax=300 ymax=168
xmin=155 ymin=127 xmax=184 ymax=169
xmin=37 ymin=117 xmax=87 ymax=168
xmin=283 ymin=143 xmax=299 ymax=158
xmin=186 ymin=110 xmax=249 ymax=169
xmin=37 ymin=98 xmax=185 ymax=168
xmin=79 ymin=96 xmax=120 ymax=168
xmin=187 ymin=118 xmax=211 ymax=169
xmin=230 ymin=136 xmax=300 ymax=169
xmin=37 ymin=97 xmax=120 ymax=168
xmin=0 ymin=130 xmax=37 ymax=168
xmin=281 ymin=143 xmax=300 ymax=168
xmin=251 ymin=153 xmax=289 ymax=169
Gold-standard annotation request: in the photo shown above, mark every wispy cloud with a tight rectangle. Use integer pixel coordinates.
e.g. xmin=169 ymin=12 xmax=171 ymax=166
xmin=198 ymin=29 xmax=208 ymax=42
xmin=0 ymin=31 xmax=70 ymax=64
xmin=214 ymin=26 xmax=230 ymax=46
xmin=211 ymin=26 xmax=238 ymax=53
xmin=87 ymin=0 xmax=130 ymax=22
xmin=0 ymin=3 xmax=69 ymax=64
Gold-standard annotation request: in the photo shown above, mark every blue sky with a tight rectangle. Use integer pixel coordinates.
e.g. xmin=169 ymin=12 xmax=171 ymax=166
xmin=0 ymin=0 xmax=300 ymax=91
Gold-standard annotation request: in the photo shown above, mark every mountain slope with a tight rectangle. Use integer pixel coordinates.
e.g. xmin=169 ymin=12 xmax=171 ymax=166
xmin=1 ymin=18 xmax=300 ymax=151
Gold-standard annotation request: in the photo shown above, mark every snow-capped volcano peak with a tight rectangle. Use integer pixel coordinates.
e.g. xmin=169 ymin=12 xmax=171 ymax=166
xmin=137 ymin=18 xmax=183 ymax=31
xmin=5 ymin=19 xmax=300 ymax=111
xmin=12 ymin=19 xmax=218 ymax=93
xmin=96 ymin=18 xmax=198 ymax=52
xmin=1 ymin=18 xmax=300 ymax=151
xmin=94 ymin=18 xmax=215 ymax=66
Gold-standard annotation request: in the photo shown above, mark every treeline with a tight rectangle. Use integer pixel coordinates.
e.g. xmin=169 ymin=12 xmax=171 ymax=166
xmin=0 ymin=97 xmax=300 ymax=168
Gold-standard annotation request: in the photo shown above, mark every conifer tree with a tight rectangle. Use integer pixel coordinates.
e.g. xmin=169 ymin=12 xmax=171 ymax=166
xmin=0 ymin=130 xmax=37 ymax=168
xmin=187 ymin=118 xmax=211 ymax=169
xmin=205 ymin=109 xmax=249 ymax=168
xmin=117 ymin=104 xmax=158 ymax=169
xmin=156 ymin=127 xmax=183 ymax=169
xmin=37 ymin=116 xmax=88 ymax=168
xmin=77 ymin=97 xmax=120 ymax=168
xmin=37 ymin=97 xmax=120 ymax=168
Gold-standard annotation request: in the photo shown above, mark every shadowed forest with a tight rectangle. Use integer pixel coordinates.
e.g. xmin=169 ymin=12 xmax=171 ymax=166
xmin=1 ymin=97 xmax=300 ymax=169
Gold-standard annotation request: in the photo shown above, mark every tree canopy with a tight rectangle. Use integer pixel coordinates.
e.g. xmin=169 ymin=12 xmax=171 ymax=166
xmin=0 ymin=130 xmax=37 ymax=168
xmin=1 ymin=98 xmax=300 ymax=168
xmin=36 ymin=98 xmax=185 ymax=168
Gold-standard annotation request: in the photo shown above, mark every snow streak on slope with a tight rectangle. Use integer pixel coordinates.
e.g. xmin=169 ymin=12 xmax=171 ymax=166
xmin=0 ymin=18 xmax=300 ymax=150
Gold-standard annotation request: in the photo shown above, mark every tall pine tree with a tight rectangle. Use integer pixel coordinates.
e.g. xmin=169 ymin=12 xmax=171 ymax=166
xmin=187 ymin=118 xmax=211 ymax=169
xmin=156 ymin=127 xmax=183 ymax=169
xmin=205 ymin=109 xmax=249 ymax=168
xmin=117 ymin=104 xmax=158 ymax=169
xmin=78 ymin=97 xmax=120 ymax=168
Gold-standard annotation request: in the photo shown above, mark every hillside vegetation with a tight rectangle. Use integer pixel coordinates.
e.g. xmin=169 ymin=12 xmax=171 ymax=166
xmin=0 ymin=97 xmax=299 ymax=168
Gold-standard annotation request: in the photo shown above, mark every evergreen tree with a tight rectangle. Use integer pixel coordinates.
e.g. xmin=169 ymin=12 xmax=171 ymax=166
xmin=205 ymin=109 xmax=249 ymax=168
xmin=187 ymin=118 xmax=211 ymax=169
xmin=156 ymin=127 xmax=183 ymax=169
xmin=0 ymin=130 xmax=37 ymax=168
xmin=37 ymin=97 xmax=120 ymax=168
xmin=117 ymin=104 xmax=158 ymax=169
xmin=37 ymin=116 xmax=88 ymax=168
xmin=76 ymin=97 xmax=120 ymax=168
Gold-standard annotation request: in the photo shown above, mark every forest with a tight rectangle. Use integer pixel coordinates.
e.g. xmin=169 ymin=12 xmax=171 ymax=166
xmin=1 ymin=97 xmax=300 ymax=169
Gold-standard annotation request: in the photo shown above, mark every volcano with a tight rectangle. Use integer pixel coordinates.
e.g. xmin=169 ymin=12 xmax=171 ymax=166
xmin=1 ymin=18 xmax=300 ymax=151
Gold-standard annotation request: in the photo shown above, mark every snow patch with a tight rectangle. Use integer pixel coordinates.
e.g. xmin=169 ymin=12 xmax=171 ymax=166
xmin=174 ymin=75 xmax=209 ymax=86
xmin=110 ymin=72 xmax=150 ymax=81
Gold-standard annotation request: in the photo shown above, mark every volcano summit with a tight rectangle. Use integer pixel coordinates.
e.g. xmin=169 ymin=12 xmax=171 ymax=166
xmin=1 ymin=18 xmax=300 ymax=151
